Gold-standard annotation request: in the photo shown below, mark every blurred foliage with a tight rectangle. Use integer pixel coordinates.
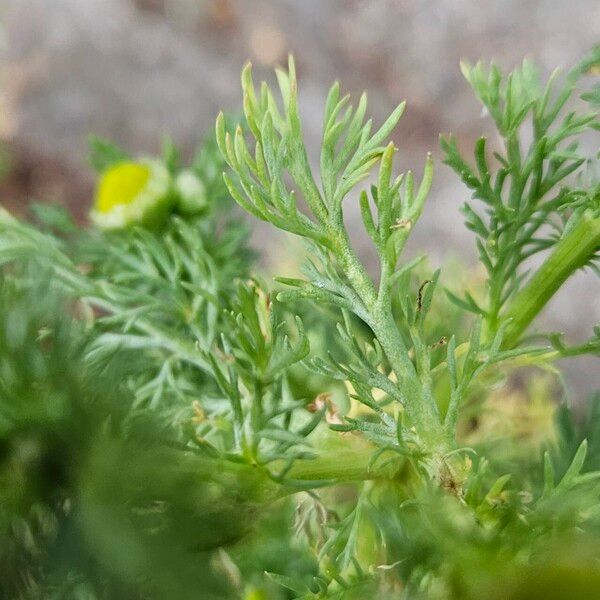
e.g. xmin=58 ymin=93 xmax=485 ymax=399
xmin=0 ymin=274 xmax=273 ymax=599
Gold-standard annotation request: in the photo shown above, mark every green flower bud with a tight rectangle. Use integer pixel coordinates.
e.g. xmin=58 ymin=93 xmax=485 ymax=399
xmin=175 ymin=169 xmax=208 ymax=215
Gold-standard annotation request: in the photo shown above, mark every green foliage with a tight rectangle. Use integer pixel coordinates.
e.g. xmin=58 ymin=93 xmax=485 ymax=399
xmin=0 ymin=51 xmax=598 ymax=599
xmin=0 ymin=273 xmax=277 ymax=599
xmin=217 ymin=57 xmax=449 ymax=450
xmin=441 ymin=47 xmax=600 ymax=341
xmin=216 ymin=53 xmax=600 ymax=597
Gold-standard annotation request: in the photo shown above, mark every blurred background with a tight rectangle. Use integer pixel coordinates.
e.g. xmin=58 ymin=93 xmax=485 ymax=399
xmin=0 ymin=0 xmax=598 ymax=396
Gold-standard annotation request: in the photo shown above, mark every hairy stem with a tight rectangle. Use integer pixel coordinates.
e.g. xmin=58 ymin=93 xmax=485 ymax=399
xmin=332 ymin=227 xmax=443 ymax=440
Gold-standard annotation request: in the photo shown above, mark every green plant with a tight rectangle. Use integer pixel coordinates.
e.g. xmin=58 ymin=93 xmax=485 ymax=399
xmin=0 ymin=49 xmax=598 ymax=599
xmin=442 ymin=54 xmax=600 ymax=346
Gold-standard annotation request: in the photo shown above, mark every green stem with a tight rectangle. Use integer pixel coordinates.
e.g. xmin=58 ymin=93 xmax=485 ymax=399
xmin=285 ymin=450 xmax=386 ymax=483
xmin=501 ymin=210 xmax=600 ymax=349
xmin=195 ymin=449 xmax=383 ymax=484
xmin=332 ymin=227 xmax=444 ymax=440
xmin=372 ymin=306 xmax=442 ymax=436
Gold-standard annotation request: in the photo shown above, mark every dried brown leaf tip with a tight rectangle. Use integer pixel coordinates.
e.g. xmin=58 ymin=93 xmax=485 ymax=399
xmin=307 ymin=392 xmax=343 ymax=425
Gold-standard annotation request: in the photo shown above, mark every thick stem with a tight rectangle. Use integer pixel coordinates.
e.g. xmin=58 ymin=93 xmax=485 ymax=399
xmin=285 ymin=449 xmax=387 ymax=483
xmin=285 ymin=447 xmax=469 ymax=497
xmin=501 ymin=211 xmax=600 ymax=349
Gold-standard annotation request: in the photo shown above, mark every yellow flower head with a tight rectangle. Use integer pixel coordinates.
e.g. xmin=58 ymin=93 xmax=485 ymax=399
xmin=90 ymin=159 xmax=172 ymax=230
